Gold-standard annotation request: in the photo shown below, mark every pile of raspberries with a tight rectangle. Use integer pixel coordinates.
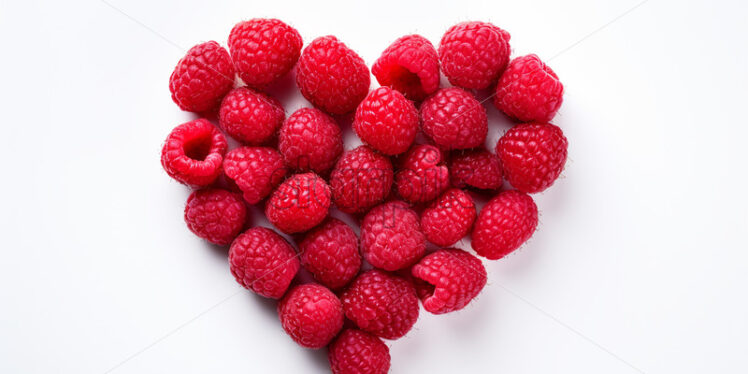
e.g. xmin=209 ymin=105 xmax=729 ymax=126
xmin=162 ymin=18 xmax=567 ymax=374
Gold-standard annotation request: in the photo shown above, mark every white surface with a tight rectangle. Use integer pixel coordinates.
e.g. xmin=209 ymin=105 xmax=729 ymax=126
xmin=1 ymin=0 xmax=747 ymax=373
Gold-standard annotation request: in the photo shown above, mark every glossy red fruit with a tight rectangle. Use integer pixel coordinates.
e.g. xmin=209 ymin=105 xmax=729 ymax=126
xmin=420 ymin=188 xmax=476 ymax=247
xmin=471 ymin=190 xmax=538 ymax=260
xmin=494 ymin=54 xmax=564 ymax=122
xmin=228 ymin=227 xmax=299 ymax=298
xmin=411 ymin=248 xmax=487 ymax=314
xmin=278 ymin=284 xmax=344 ymax=349
xmin=496 ymin=122 xmax=568 ymax=193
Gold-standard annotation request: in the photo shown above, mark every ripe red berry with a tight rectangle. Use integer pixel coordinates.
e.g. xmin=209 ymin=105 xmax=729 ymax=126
xmin=360 ymin=201 xmax=426 ymax=271
xmin=296 ymin=36 xmax=370 ymax=115
xmin=494 ymin=54 xmax=564 ymax=122
xmin=411 ymin=248 xmax=487 ymax=314
xmin=266 ymin=173 xmax=331 ymax=234
xmin=223 ymin=146 xmax=288 ymax=204
xmin=184 ymin=188 xmax=247 ymax=245
xmin=449 ymin=149 xmax=503 ymax=190
xmin=278 ymin=284 xmax=344 ymax=349
xmin=471 ymin=190 xmax=538 ymax=260
xmin=395 ymin=144 xmax=449 ymax=204
xmin=219 ymin=87 xmax=285 ymax=145
xmin=228 ymin=227 xmax=300 ymax=298
xmin=330 ymin=146 xmax=394 ymax=215
xmin=372 ymin=34 xmax=439 ymax=101
xmin=438 ymin=21 xmax=511 ymax=89
xmin=228 ymin=18 xmax=302 ymax=89
xmin=497 ymin=122 xmax=568 ymax=193
xmin=279 ymin=107 xmax=343 ymax=174
xmin=299 ymin=218 xmax=361 ymax=290
xmin=420 ymin=88 xmax=487 ymax=150
xmin=328 ymin=329 xmax=390 ymax=374
xmin=420 ymin=188 xmax=476 ymax=247
xmin=169 ymin=41 xmax=235 ymax=112
xmin=353 ymin=87 xmax=419 ymax=156
xmin=161 ymin=119 xmax=228 ymax=187
xmin=340 ymin=270 xmax=419 ymax=340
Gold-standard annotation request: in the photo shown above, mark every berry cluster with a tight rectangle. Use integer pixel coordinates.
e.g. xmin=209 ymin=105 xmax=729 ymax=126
xmin=162 ymin=18 xmax=568 ymax=373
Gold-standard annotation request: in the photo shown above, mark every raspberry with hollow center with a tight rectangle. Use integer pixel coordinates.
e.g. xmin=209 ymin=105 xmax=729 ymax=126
xmin=328 ymin=329 xmax=390 ymax=374
xmin=420 ymin=188 xmax=476 ymax=247
xmin=438 ymin=21 xmax=511 ymax=89
xmin=330 ymin=146 xmax=393 ymax=215
xmin=222 ymin=146 xmax=288 ymax=204
xmin=471 ymin=190 xmax=538 ymax=260
xmin=449 ymin=149 xmax=503 ymax=190
xmin=219 ymin=87 xmax=285 ymax=145
xmin=411 ymin=248 xmax=487 ymax=314
xmin=278 ymin=284 xmax=344 ymax=349
xmin=161 ymin=119 xmax=228 ymax=187
xmin=279 ymin=107 xmax=343 ymax=174
xmin=353 ymin=87 xmax=419 ymax=156
xmin=395 ymin=144 xmax=449 ymax=204
xmin=494 ymin=54 xmax=564 ymax=123
xmin=228 ymin=227 xmax=300 ymax=299
xmin=169 ymin=41 xmax=235 ymax=112
xmin=266 ymin=173 xmax=331 ymax=234
xmin=184 ymin=188 xmax=247 ymax=245
xmin=340 ymin=270 xmax=419 ymax=340
xmin=299 ymin=218 xmax=361 ymax=290
xmin=420 ymin=87 xmax=487 ymax=150
xmin=372 ymin=34 xmax=439 ymax=101
xmin=496 ymin=122 xmax=568 ymax=193
xmin=360 ymin=201 xmax=426 ymax=271
xmin=228 ymin=18 xmax=302 ymax=89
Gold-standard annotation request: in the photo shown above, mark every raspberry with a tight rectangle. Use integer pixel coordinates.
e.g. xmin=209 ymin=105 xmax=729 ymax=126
xmin=223 ymin=146 xmax=288 ymax=204
xmin=277 ymin=284 xmax=344 ymax=349
xmin=395 ymin=145 xmax=449 ymax=204
xmin=328 ymin=329 xmax=390 ymax=374
xmin=371 ymin=34 xmax=439 ymax=101
xmin=184 ymin=188 xmax=247 ymax=245
xmin=228 ymin=18 xmax=303 ymax=89
xmin=218 ymin=87 xmax=285 ymax=145
xmin=161 ymin=119 xmax=228 ymax=187
xmin=279 ymin=108 xmax=343 ymax=174
xmin=360 ymin=201 xmax=426 ymax=271
xmin=438 ymin=21 xmax=511 ymax=89
xmin=169 ymin=41 xmax=235 ymax=112
xmin=353 ymin=87 xmax=419 ymax=156
xmin=420 ymin=188 xmax=476 ymax=247
xmin=420 ymin=88 xmax=487 ymax=150
xmin=494 ymin=54 xmax=564 ymax=122
xmin=411 ymin=248 xmax=487 ymax=314
xmin=266 ymin=173 xmax=331 ymax=234
xmin=228 ymin=227 xmax=300 ymax=298
xmin=471 ymin=190 xmax=538 ymax=260
xmin=340 ymin=270 xmax=419 ymax=340
xmin=330 ymin=146 xmax=393 ymax=215
xmin=296 ymin=36 xmax=370 ymax=115
xmin=449 ymin=149 xmax=503 ymax=190
xmin=299 ymin=218 xmax=361 ymax=290
xmin=497 ymin=122 xmax=568 ymax=193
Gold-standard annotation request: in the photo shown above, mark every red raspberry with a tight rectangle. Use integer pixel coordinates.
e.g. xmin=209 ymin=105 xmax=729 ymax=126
xmin=266 ymin=173 xmax=331 ymax=234
xmin=299 ymin=218 xmax=361 ymax=290
xmin=471 ymin=190 xmax=538 ymax=260
xmin=449 ymin=149 xmax=503 ymax=190
xmin=169 ymin=41 xmax=235 ymax=112
xmin=371 ymin=34 xmax=439 ymax=101
xmin=296 ymin=36 xmax=370 ymax=114
xmin=395 ymin=145 xmax=449 ymax=204
xmin=184 ymin=188 xmax=247 ymax=245
xmin=218 ymin=87 xmax=285 ymax=145
xmin=161 ymin=119 xmax=228 ymax=187
xmin=340 ymin=270 xmax=419 ymax=340
xmin=277 ymin=284 xmax=344 ymax=349
xmin=497 ymin=122 xmax=568 ymax=193
xmin=353 ymin=87 xmax=419 ymax=156
xmin=328 ymin=329 xmax=390 ymax=374
xmin=494 ymin=54 xmax=564 ymax=122
xmin=420 ymin=188 xmax=476 ymax=247
xmin=228 ymin=18 xmax=302 ymax=89
xmin=223 ymin=147 xmax=288 ymax=204
xmin=330 ymin=146 xmax=393 ymax=215
xmin=420 ymin=88 xmax=487 ymax=150
xmin=228 ymin=227 xmax=300 ymax=298
xmin=360 ymin=201 xmax=426 ymax=271
xmin=438 ymin=21 xmax=511 ymax=90
xmin=279 ymin=108 xmax=343 ymax=174
xmin=411 ymin=248 xmax=486 ymax=314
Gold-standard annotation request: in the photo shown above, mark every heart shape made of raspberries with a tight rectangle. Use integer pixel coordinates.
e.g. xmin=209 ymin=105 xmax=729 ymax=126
xmin=162 ymin=18 xmax=568 ymax=374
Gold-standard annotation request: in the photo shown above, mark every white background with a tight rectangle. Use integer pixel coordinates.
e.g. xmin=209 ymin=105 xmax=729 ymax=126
xmin=1 ymin=0 xmax=747 ymax=373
